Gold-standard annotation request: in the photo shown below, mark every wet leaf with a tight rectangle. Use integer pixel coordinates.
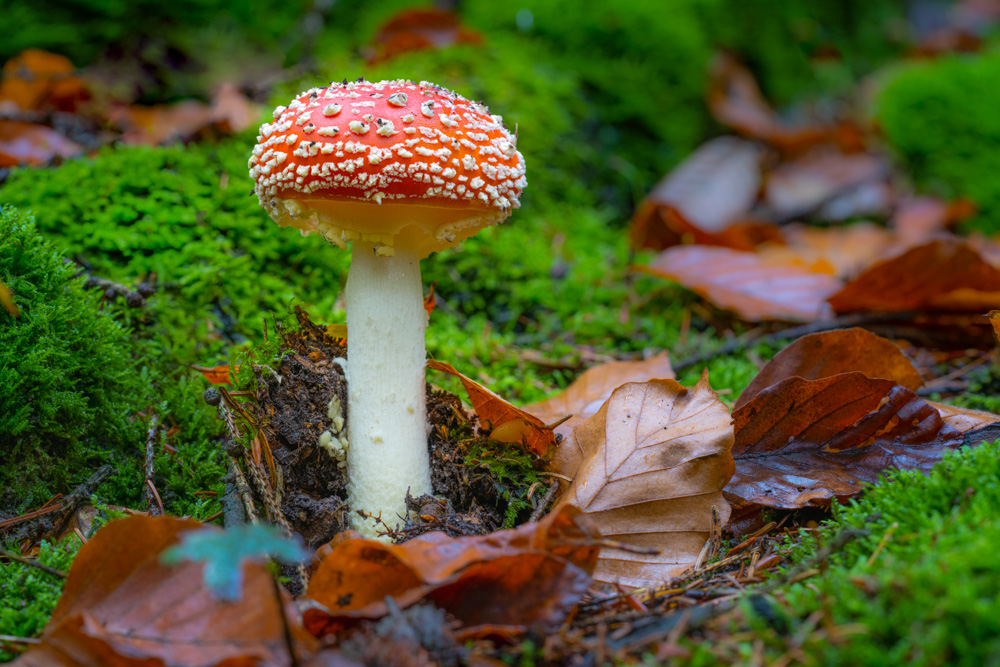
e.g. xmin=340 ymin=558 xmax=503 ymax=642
xmin=161 ymin=523 xmax=307 ymax=601
xmin=524 ymin=353 xmax=674 ymax=442
xmin=191 ymin=364 xmax=233 ymax=385
xmin=735 ymin=328 xmax=924 ymax=409
xmin=0 ymin=279 xmax=19 ymax=318
xmin=13 ymin=515 xmax=317 ymax=667
xmin=829 ymin=238 xmax=1000 ymax=313
xmin=427 ymin=359 xmax=555 ymax=457
xmin=368 ymin=8 xmax=483 ymax=64
xmin=727 ymin=373 xmax=963 ymax=510
xmin=630 ymin=137 xmax=764 ymax=251
xmin=0 ymin=120 xmax=82 ymax=166
xmin=553 ymin=374 xmax=735 ymax=588
xmin=638 ymin=245 xmax=841 ymax=322
xmin=302 ymin=505 xmax=599 ymax=637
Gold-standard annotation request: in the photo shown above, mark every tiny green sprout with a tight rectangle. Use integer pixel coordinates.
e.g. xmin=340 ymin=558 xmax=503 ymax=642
xmin=160 ymin=523 xmax=306 ymax=602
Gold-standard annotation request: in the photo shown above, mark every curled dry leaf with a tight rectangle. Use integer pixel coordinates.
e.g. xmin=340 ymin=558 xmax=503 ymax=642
xmin=191 ymin=364 xmax=233 ymax=385
xmin=639 ymin=245 xmax=841 ymax=322
xmin=13 ymin=515 xmax=317 ymax=667
xmin=829 ymin=238 xmax=1000 ymax=314
xmin=302 ymin=505 xmax=599 ymax=638
xmin=735 ymin=328 xmax=924 ymax=410
xmin=427 ymin=359 xmax=555 ymax=457
xmin=524 ymin=353 xmax=674 ymax=442
xmin=629 ymin=137 xmax=766 ymax=251
xmin=727 ymin=372 xmax=963 ymax=510
xmin=553 ymin=374 xmax=735 ymax=588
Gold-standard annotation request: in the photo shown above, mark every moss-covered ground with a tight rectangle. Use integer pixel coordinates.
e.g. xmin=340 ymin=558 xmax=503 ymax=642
xmin=6 ymin=0 xmax=1000 ymax=662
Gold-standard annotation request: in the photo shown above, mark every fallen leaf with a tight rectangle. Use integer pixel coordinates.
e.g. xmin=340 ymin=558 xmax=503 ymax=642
xmin=0 ymin=49 xmax=88 ymax=112
xmin=368 ymin=8 xmax=483 ymax=64
xmin=0 ymin=120 xmax=82 ymax=166
xmin=524 ymin=353 xmax=674 ymax=442
xmin=931 ymin=401 xmax=1000 ymax=433
xmin=630 ymin=137 xmax=764 ymax=251
xmin=735 ymin=328 xmax=924 ymax=410
xmin=191 ymin=364 xmax=233 ymax=385
xmin=0 ymin=279 xmax=19 ymax=318
xmin=757 ymin=222 xmax=897 ymax=279
xmin=14 ymin=515 xmax=317 ymax=667
xmin=638 ymin=245 xmax=841 ymax=322
xmin=828 ymin=238 xmax=1000 ymax=313
xmin=302 ymin=505 xmax=599 ymax=637
xmin=209 ymin=82 xmax=259 ymax=134
xmin=892 ymin=196 xmax=975 ymax=246
xmin=553 ymin=374 xmax=734 ymax=588
xmin=113 ymin=100 xmax=215 ymax=145
xmin=428 ymin=359 xmax=555 ymax=457
xmin=707 ymin=53 xmax=846 ymax=154
xmin=987 ymin=311 xmax=1000 ymax=344
xmin=763 ymin=151 xmax=888 ymax=221
xmin=727 ymin=373 xmax=963 ymax=510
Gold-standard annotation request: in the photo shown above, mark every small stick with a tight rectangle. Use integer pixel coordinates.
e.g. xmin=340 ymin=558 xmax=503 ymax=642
xmin=0 ymin=548 xmax=67 ymax=579
xmin=529 ymin=481 xmax=563 ymax=522
xmin=0 ymin=504 xmax=62 ymax=530
xmin=144 ymin=415 xmax=161 ymax=516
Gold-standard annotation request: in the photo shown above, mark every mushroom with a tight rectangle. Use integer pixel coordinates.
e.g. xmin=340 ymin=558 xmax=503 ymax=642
xmin=249 ymin=79 xmax=526 ymax=536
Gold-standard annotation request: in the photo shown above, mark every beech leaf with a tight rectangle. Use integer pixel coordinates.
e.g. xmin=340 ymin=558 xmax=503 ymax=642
xmin=553 ymin=374 xmax=735 ymax=588
xmin=728 ymin=372 xmax=963 ymax=510
xmin=302 ymin=505 xmax=599 ymax=638
xmin=13 ymin=515 xmax=317 ymax=667
xmin=427 ymin=359 xmax=555 ymax=456
xmin=735 ymin=328 xmax=924 ymax=409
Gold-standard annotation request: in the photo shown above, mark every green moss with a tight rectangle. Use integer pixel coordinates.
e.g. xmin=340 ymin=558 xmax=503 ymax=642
xmin=0 ymin=207 xmax=144 ymax=508
xmin=0 ymin=537 xmax=80 ymax=660
xmin=463 ymin=441 xmax=545 ymax=529
xmin=878 ymin=49 xmax=1000 ymax=234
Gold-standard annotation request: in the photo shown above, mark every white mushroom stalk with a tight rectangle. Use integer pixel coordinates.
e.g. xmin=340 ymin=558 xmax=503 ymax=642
xmin=249 ymin=79 xmax=526 ymax=538
xmin=344 ymin=241 xmax=431 ymax=533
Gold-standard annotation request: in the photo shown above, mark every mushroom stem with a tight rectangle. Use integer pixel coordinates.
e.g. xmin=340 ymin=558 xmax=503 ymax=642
xmin=344 ymin=240 xmax=432 ymax=537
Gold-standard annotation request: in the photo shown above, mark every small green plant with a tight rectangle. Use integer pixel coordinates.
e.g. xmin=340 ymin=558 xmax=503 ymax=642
xmin=464 ymin=441 xmax=545 ymax=529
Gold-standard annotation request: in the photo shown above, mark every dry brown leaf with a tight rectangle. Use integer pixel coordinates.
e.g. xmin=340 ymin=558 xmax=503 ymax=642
xmin=829 ymin=238 xmax=1000 ymax=313
xmin=524 ymin=353 xmax=674 ymax=442
xmin=757 ymin=222 xmax=897 ymax=280
xmin=0 ymin=120 xmax=82 ymax=166
xmin=553 ymin=374 xmax=735 ymax=588
xmin=209 ymin=82 xmax=259 ymax=134
xmin=0 ymin=49 xmax=88 ymax=112
xmin=727 ymin=373 xmax=963 ymax=510
xmin=113 ymin=100 xmax=215 ymax=145
xmin=14 ymin=515 xmax=317 ymax=667
xmin=707 ymin=53 xmax=849 ymax=154
xmin=735 ymin=328 xmax=924 ymax=409
xmin=428 ymin=359 xmax=555 ymax=457
xmin=302 ymin=505 xmax=599 ymax=638
xmin=891 ymin=196 xmax=975 ymax=246
xmin=639 ymin=245 xmax=841 ymax=322
xmin=0 ymin=279 xmax=19 ymax=318
xmin=630 ymin=137 xmax=764 ymax=251
xmin=191 ymin=364 xmax=233 ymax=385
xmin=931 ymin=401 xmax=1000 ymax=433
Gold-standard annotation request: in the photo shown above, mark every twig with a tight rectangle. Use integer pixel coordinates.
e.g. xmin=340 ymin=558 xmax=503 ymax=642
xmin=529 ymin=481 xmax=563 ymax=522
xmin=144 ymin=415 xmax=161 ymax=516
xmin=672 ymin=312 xmax=921 ymax=372
xmin=48 ymin=465 xmax=114 ymax=541
xmin=0 ymin=504 xmax=62 ymax=530
xmin=228 ymin=456 xmax=260 ymax=524
xmin=0 ymin=548 xmax=67 ymax=578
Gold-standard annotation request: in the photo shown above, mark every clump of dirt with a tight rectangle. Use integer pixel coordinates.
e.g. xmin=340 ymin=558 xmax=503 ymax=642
xmin=232 ymin=308 xmax=514 ymax=551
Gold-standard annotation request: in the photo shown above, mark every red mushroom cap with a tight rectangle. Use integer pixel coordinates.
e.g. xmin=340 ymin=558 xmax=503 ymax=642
xmin=249 ymin=79 xmax=527 ymax=257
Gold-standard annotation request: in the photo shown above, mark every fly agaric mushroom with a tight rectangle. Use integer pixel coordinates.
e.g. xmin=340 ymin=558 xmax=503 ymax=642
xmin=249 ymin=79 xmax=526 ymax=536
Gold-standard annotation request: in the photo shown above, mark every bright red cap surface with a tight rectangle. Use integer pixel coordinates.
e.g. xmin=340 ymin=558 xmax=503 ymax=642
xmin=250 ymin=79 xmax=526 ymax=257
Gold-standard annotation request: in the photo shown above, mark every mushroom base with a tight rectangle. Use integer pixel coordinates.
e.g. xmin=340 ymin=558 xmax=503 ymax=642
xmin=345 ymin=241 xmax=433 ymax=537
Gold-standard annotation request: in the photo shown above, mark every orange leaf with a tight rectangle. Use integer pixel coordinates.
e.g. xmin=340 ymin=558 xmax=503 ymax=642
xmin=553 ymin=374 xmax=734 ymax=588
xmin=424 ymin=281 xmax=437 ymax=316
xmin=191 ymin=364 xmax=233 ymax=385
xmin=302 ymin=505 xmax=598 ymax=638
xmin=525 ymin=353 xmax=674 ymax=443
xmin=735 ymin=328 xmax=924 ymax=410
xmin=0 ymin=120 xmax=82 ymax=167
xmin=368 ymin=8 xmax=483 ymax=64
xmin=427 ymin=359 xmax=555 ymax=457
xmin=728 ymin=373 xmax=963 ymax=510
xmin=0 ymin=279 xmax=19 ymax=318
xmin=829 ymin=238 xmax=1000 ymax=314
xmin=639 ymin=245 xmax=841 ymax=322
xmin=0 ymin=49 xmax=88 ymax=112
xmin=13 ymin=516 xmax=317 ymax=667
xmin=112 ymin=100 xmax=215 ymax=145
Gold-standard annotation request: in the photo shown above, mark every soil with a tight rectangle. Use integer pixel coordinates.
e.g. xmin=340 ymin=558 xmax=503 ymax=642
xmin=236 ymin=308 xmax=511 ymax=553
